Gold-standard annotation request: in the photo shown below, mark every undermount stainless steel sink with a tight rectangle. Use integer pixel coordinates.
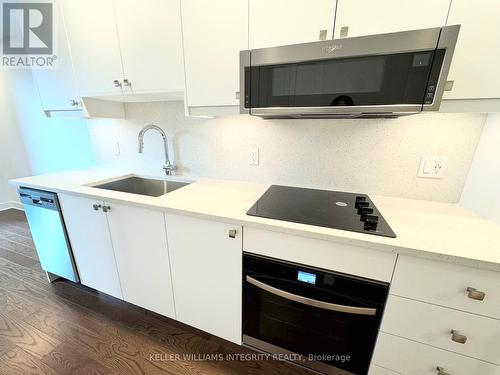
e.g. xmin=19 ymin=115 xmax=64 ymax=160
xmin=92 ymin=177 xmax=190 ymax=197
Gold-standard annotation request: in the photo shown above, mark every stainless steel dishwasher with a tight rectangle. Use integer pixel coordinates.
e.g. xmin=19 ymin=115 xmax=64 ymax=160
xmin=18 ymin=187 xmax=79 ymax=282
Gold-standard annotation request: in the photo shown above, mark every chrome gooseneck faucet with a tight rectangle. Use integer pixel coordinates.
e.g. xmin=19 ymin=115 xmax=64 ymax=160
xmin=138 ymin=124 xmax=175 ymax=176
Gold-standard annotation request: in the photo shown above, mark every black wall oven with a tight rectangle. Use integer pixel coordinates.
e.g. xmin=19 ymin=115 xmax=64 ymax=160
xmin=243 ymin=254 xmax=389 ymax=375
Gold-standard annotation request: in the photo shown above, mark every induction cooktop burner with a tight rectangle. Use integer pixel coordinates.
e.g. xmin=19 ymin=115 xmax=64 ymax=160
xmin=247 ymin=185 xmax=396 ymax=238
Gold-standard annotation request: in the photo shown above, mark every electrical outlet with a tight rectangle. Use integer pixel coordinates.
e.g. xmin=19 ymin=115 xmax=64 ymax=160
xmin=248 ymin=147 xmax=259 ymax=166
xmin=418 ymin=155 xmax=446 ymax=179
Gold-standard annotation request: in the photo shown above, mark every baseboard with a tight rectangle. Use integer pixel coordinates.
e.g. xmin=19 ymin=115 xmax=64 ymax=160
xmin=0 ymin=201 xmax=23 ymax=211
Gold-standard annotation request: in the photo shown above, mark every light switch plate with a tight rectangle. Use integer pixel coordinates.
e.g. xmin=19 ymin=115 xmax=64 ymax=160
xmin=113 ymin=142 xmax=121 ymax=156
xmin=248 ymin=147 xmax=259 ymax=166
xmin=418 ymin=155 xmax=446 ymax=179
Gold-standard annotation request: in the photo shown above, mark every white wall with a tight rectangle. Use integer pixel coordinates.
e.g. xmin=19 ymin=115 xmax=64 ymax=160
xmin=460 ymin=114 xmax=500 ymax=223
xmin=0 ymin=69 xmax=95 ymax=207
xmin=7 ymin=70 xmax=94 ymax=175
xmin=0 ymin=70 xmax=32 ymax=206
xmin=88 ymin=101 xmax=486 ymax=203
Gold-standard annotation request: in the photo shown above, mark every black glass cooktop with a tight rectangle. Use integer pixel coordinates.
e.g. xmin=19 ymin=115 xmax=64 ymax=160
xmin=247 ymin=185 xmax=396 ymax=238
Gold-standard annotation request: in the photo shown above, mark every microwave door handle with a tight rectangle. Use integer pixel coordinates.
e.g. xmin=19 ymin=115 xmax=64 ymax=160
xmin=246 ymin=276 xmax=377 ymax=316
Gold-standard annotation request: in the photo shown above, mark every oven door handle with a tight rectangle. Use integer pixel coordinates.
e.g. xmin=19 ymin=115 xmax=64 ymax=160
xmin=246 ymin=276 xmax=377 ymax=316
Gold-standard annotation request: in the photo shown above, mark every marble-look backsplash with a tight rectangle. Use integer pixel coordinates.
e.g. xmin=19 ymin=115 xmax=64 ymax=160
xmin=87 ymin=101 xmax=486 ymax=202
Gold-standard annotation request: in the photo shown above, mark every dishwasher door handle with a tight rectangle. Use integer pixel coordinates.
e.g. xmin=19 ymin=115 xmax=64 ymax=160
xmin=246 ymin=276 xmax=377 ymax=316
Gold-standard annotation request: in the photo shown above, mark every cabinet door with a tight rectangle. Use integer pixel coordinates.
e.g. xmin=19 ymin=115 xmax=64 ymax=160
xmin=32 ymin=2 xmax=81 ymax=111
xmin=58 ymin=194 xmax=122 ymax=299
xmin=165 ymin=214 xmax=242 ymax=344
xmin=368 ymin=365 xmax=398 ymax=375
xmin=181 ymin=0 xmax=248 ymax=109
xmin=334 ymin=0 xmax=450 ymax=38
xmin=61 ymin=0 xmax=124 ymax=96
xmin=114 ymin=0 xmax=184 ymax=94
xmin=106 ymin=203 xmax=175 ymax=319
xmin=444 ymin=0 xmax=500 ymax=99
xmin=249 ymin=0 xmax=336 ymax=49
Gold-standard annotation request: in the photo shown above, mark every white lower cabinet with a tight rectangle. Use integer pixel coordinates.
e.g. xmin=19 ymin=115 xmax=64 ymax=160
xmin=60 ymin=194 xmax=175 ymax=319
xmin=106 ymin=203 xmax=175 ymax=319
xmin=369 ymin=364 xmax=398 ymax=375
xmin=372 ymin=333 xmax=500 ymax=375
xmin=165 ymin=213 xmax=242 ymax=344
xmin=58 ymin=194 xmax=123 ymax=299
xmin=60 ymin=194 xmax=241 ymax=341
xmin=373 ymin=255 xmax=500 ymax=374
xmin=391 ymin=255 xmax=500 ymax=320
xmin=381 ymin=295 xmax=500 ymax=365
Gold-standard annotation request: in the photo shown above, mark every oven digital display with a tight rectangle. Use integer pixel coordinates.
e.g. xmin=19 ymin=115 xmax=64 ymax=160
xmin=297 ymin=271 xmax=316 ymax=285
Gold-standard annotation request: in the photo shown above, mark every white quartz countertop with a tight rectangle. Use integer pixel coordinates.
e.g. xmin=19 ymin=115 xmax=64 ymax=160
xmin=10 ymin=167 xmax=500 ymax=272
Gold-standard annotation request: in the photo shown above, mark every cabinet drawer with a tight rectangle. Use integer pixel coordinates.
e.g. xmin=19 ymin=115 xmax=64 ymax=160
xmin=369 ymin=364 xmax=398 ymax=375
xmin=373 ymin=332 xmax=500 ymax=375
xmin=381 ymin=295 xmax=500 ymax=365
xmin=392 ymin=255 xmax=500 ymax=319
xmin=243 ymin=227 xmax=396 ymax=282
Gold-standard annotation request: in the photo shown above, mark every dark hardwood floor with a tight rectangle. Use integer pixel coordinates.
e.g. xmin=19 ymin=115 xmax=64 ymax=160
xmin=0 ymin=209 xmax=313 ymax=375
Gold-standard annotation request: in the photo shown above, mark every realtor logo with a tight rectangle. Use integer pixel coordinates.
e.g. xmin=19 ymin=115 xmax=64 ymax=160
xmin=1 ymin=1 xmax=56 ymax=68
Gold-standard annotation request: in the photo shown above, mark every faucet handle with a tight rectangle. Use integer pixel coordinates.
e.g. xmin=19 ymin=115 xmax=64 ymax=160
xmin=163 ymin=163 xmax=176 ymax=176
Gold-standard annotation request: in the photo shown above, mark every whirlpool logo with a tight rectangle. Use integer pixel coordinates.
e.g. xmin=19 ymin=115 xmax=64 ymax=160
xmin=321 ymin=44 xmax=343 ymax=54
xmin=1 ymin=0 xmax=57 ymax=68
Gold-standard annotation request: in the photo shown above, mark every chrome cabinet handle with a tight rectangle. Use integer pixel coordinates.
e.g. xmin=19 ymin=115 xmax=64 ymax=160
xmin=340 ymin=26 xmax=349 ymax=38
xmin=318 ymin=29 xmax=327 ymax=41
xmin=93 ymin=204 xmax=101 ymax=211
xmin=450 ymin=329 xmax=467 ymax=344
xmin=246 ymin=276 xmax=377 ymax=315
xmin=444 ymin=80 xmax=454 ymax=91
xmin=466 ymin=287 xmax=485 ymax=301
xmin=228 ymin=229 xmax=237 ymax=238
xmin=70 ymin=99 xmax=79 ymax=107
xmin=102 ymin=205 xmax=111 ymax=213
xmin=436 ymin=366 xmax=451 ymax=375
xmin=113 ymin=79 xmax=122 ymax=87
xmin=123 ymin=79 xmax=131 ymax=87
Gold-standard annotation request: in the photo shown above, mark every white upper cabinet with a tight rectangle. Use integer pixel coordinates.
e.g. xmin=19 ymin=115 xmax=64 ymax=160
xmin=249 ymin=0 xmax=336 ymax=49
xmin=61 ymin=0 xmax=124 ymax=97
xmin=181 ymin=0 xmax=248 ymax=113
xmin=31 ymin=1 xmax=81 ymax=112
xmin=113 ymin=0 xmax=184 ymax=96
xmin=334 ymin=0 xmax=451 ymax=38
xmin=61 ymin=0 xmax=184 ymax=98
xmin=443 ymin=0 xmax=500 ymax=99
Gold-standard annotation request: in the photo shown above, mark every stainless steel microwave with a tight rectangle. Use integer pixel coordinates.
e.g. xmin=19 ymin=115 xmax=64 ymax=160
xmin=240 ymin=25 xmax=460 ymax=119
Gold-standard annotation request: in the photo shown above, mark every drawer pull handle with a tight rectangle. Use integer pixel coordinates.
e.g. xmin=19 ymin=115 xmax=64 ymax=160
xmin=246 ymin=276 xmax=377 ymax=315
xmin=436 ymin=366 xmax=450 ymax=375
xmin=228 ymin=229 xmax=237 ymax=238
xmin=466 ymin=287 xmax=485 ymax=301
xmin=92 ymin=204 xmax=101 ymax=211
xmin=450 ymin=329 xmax=467 ymax=344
